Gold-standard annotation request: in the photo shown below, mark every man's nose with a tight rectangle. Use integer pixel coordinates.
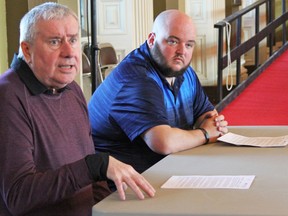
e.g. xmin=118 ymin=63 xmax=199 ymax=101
xmin=61 ymin=40 xmax=76 ymax=57
xmin=176 ymin=43 xmax=186 ymax=55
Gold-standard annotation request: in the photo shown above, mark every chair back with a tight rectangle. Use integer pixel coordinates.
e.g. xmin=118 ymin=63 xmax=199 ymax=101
xmin=82 ymin=52 xmax=91 ymax=74
xmin=98 ymin=43 xmax=118 ymax=80
xmin=98 ymin=43 xmax=118 ymax=66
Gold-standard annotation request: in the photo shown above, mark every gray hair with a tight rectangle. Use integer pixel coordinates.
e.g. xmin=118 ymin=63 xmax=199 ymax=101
xmin=18 ymin=2 xmax=78 ymax=58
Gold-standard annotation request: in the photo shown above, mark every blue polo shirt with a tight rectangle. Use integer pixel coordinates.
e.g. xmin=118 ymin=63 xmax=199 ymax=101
xmin=88 ymin=42 xmax=214 ymax=173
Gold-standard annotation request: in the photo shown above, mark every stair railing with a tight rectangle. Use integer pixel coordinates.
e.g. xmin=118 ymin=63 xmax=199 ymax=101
xmin=214 ymin=0 xmax=288 ymax=111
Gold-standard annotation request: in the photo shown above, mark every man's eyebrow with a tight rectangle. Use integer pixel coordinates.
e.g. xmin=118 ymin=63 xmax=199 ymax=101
xmin=67 ymin=33 xmax=79 ymax=37
xmin=48 ymin=33 xmax=78 ymax=38
xmin=168 ymin=36 xmax=196 ymax=44
xmin=167 ymin=35 xmax=180 ymax=40
xmin=189 ymin=40 xmax=196 ymax=44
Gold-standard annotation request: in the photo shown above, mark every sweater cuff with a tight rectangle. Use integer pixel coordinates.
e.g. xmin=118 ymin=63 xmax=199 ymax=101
xmin=85 ymin=152 xmax=109 ymax=181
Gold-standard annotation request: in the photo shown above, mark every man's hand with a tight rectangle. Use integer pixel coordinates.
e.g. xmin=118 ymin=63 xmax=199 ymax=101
xmin=199 ymin=113 xmax=228 ymax=143
xmin=214 ymin=114 xmax=228 ymax=135
xmin=106 ymin=156 xmax=156 ymax=200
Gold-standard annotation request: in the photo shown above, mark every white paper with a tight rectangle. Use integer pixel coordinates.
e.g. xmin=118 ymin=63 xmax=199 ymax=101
xmin=161 ymin=175 xmax=255 ymax=189
xmin=217 ymin=132 xmax=288 ymax=147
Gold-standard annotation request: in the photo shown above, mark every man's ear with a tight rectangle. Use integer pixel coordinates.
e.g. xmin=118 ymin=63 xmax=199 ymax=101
xmin=147 ymin=32 xmax=156 ymax=48
xmin=20 ymin=41 xmax=32 ymax=63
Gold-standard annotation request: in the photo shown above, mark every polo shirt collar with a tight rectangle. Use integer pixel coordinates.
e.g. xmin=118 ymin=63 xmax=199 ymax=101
xmin=11 ymin=54 xmax=67 ymax=95
xmin=142 ymin=42 xmax=185 ymax=95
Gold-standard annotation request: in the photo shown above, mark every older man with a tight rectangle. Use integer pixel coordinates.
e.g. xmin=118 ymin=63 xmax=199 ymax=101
xmin=0 ymin=3 xmax=155 ymax=216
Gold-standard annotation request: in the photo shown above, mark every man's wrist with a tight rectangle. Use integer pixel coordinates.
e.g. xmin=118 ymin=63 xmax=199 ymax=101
xmin=197 ymin=128 xmax=210 ymax=144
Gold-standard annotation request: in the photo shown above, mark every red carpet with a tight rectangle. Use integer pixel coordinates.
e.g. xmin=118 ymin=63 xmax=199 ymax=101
xmin=220 ymin=50 xmax=288 ymax=125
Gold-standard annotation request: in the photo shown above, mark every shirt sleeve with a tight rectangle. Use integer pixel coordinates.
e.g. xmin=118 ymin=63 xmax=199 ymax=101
xmin=111 ymin=78 xmax=168 ymax=141
xmin=85 ymin=153 xmax=109 ymax=181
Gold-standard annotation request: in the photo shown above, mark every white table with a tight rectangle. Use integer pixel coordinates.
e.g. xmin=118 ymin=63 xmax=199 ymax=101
xmin=93 ymin=126 xmax=288 ymax=216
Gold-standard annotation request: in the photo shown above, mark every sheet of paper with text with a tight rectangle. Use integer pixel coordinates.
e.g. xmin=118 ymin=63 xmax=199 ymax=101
xmin=217 ymin=132 xmax=288 ymax=147
xmin=161 ymin=175 xmax=255 ymax=189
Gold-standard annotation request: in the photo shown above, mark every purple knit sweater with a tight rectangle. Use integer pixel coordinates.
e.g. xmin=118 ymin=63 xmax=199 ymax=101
xmin=0 ymin=56 xmax=107 ymax=216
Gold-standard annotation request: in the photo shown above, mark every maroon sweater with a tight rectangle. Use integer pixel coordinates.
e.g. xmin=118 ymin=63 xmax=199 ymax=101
xmin=0 ymin=56 xmax=108 ymax=216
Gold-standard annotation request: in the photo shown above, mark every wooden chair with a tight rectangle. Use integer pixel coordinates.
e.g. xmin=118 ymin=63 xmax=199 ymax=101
xmin=98 ymin=42 xmax=118 ymax=80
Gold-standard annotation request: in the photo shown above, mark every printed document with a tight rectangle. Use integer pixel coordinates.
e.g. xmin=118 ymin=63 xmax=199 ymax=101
xmin=217 ymin=132 xmax=288 ymax=147
xmin=161 ymin=175 xmax=255 ymax=189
